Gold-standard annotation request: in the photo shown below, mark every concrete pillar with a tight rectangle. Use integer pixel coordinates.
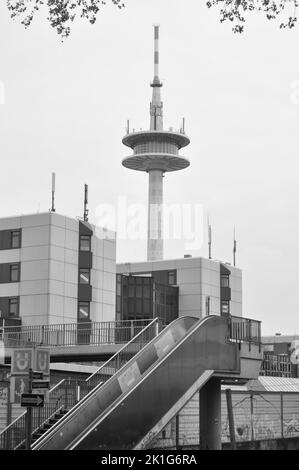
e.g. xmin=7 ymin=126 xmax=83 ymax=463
xmin=147 ymin=169 xmax=163 ymax=261
xmin=200 ymin=378 xmax=222 ymax=450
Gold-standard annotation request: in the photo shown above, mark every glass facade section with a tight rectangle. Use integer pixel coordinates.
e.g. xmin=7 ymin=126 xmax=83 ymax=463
xmin=116 ymin=274 xmax=179 ymax=325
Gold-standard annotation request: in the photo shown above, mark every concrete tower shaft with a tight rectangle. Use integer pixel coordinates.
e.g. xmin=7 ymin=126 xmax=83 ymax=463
xmin=122 ymin=26 xmax=190 ymax=261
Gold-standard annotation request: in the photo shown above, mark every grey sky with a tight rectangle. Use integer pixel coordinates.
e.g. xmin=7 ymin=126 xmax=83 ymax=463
xmin=0 ymin=0 xmax=298 ymax=335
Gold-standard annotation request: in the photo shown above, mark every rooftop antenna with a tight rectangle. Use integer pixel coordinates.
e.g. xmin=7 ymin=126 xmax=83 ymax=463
xmin=126 ymin=119 xmax=130 ymax=135
xmin=83 ymin=184 xmax=89 ymax=222
xmin=208 ymin=216 xmax=212 ymax=260
xmin=233 ymin=226 xmax=237 ymax=267
xmin=182 ymin=117 xmax=185 ymax=133
xmin=51 ymin=172 xmax=56 ymax=212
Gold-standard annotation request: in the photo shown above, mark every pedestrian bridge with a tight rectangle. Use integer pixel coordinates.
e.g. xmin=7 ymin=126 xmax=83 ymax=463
xmin=1 ymin=316 xmax=261 ymax=364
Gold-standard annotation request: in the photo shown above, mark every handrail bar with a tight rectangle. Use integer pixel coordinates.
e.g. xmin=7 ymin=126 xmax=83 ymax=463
xmin=86 ymin=317 xmax=160 ymax=382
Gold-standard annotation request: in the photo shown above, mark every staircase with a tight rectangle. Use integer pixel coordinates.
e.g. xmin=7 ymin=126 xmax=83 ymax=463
xmin=16 ymin=409 xmax=69 ymax=449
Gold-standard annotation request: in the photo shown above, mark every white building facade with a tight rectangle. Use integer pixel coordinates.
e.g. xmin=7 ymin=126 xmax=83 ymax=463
xmin=0 ymin=212 xmax=116 ymax=326
xmin=117 ymin=256 xmax=242 ymax=319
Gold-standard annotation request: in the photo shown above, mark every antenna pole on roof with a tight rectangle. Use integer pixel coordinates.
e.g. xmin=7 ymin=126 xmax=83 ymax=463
xmin=51 ymin=172 xmax=56 ymax=212
xmin=84 ymin=184 xmax=89 ymax=222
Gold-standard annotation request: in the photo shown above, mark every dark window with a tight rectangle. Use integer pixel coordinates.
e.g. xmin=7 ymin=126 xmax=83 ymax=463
xmin=9 ymin=297 xmax=19 ymax=316
xmin=79 ymin=268 xmax=90 ymax=285
xmin=79 ymin=235 xmax=91 ymax=252
xmin=11 ymin=231 xmax=21 ymax=249
xmin=168 ymin=270 xmax=177 ymax=286
xmin=205 ymin=296 xmax=210 ymax=315
xmin=221 ymin=300 xmax=230 ymax=315
xmin=78 ymin=301 xmax=90 ymax=320
xmin=221 ymin=275 xmax=230 ymax=288
xmin=10 ymin=264 xmax=20 ymax=282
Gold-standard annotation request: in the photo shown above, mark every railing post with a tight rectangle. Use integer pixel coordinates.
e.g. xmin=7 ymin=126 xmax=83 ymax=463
xmin=250 ymin=392 xmax=254 ymax=441
xmin=155 ymin=319 xmax=159 ymax=337
xmin=1 ymin=319 xmax=4 ymax=341
xmin=280 ymin=392 xmax=284 ymax=439
xmin=226 ymin=388 xmax=236 ymax=450
xmin=130 ymin=321 xmax=134 ymax=340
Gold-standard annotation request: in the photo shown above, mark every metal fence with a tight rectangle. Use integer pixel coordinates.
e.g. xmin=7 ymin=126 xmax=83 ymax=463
xmin=0 ymin=319 xmax=153 ymax=348
xmin=151 ymin=389 xmax=299 ymax=449
xmin=260 ymin=353 xmax=293 ymax=378
xmin=0 ymin=378 xmax=78 ymax=450
xmin=221 ymin=390 xmax=299 ymax=443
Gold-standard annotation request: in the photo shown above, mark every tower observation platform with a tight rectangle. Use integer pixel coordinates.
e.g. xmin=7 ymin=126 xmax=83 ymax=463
xmin=122 ymin=26 xmax=190 ymax=261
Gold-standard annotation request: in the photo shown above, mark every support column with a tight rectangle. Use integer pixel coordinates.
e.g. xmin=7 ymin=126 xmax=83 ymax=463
xmin=200 ymin=378 xmax=221 ymax=450
xmin=147 ymin=169 xmax=163 ymax=261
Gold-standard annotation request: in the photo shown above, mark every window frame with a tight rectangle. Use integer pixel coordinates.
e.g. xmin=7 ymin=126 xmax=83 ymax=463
xmin=78 ymin=301 xmax=90 ymax=321
xmin=79 ymin=235 xmax=91 ymax=252
xmin=8 ymin=297 xmax=19 ymax=317
xmin=220 ymin=274 xmax=230 ymax=288
xmin=79 ymin=268 xmax=91 ymax=285
xmin=10 ymin=264 xmax=20 ymax=283
xmin=221 ymin=300 xmax=230 ymax=315
xmin=11 ymin=230 xmax=21 ymax=249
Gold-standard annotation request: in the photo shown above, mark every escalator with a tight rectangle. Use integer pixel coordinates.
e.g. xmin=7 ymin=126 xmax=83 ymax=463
xmin=32 ymin=315 xmax=239 ymax=450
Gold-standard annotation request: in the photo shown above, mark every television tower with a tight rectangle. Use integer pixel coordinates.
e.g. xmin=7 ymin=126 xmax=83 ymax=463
xmin=122 ymin=26 xmax=190 ymax=261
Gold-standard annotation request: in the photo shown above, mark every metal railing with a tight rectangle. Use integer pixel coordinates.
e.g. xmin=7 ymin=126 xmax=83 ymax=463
xmin=228 ymin=316 xmax=261 ymax=348
xmin=260 ymin=353 xmax=293 ymax=377
xmin=0 ymin=378 xmax=78 ymax=450
xmin=83 ymin=317 xmax=161 ymax=392
xmin=1 ymin=319 xmax=153 ymax=348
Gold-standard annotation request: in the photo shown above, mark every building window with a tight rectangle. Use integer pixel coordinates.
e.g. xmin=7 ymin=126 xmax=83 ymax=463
xmin=221 ymin=300 xmax=230 ymax=315
xmin=79 ymin=235 xmax=91 ymax=252
xmin=79 ymin=268 xmax=90 ymax=285
xmin=9 ymin=297 xmax=19 ymax=317
xmin=205 ymin=296 xmax=210 ymax=316
xmin=78 ymin=301 xmax=90 ymax=320
xmin=10 ymin=264 xmax=20 ymax=282
xmin=220 ymin=275 xmax=230 ymax=288
xmin=11 ymin=231 xmax=21 ymax=249
xmin=168 ymin=270 xmax=177 ymax=286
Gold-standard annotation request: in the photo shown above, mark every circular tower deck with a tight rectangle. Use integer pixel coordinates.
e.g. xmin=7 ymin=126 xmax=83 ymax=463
xmin=122 ymin=130 xmax=190 ymax=173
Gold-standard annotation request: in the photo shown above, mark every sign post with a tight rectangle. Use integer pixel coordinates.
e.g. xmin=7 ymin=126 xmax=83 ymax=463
xmin=25 ymin=368 xmax=33 ymax=450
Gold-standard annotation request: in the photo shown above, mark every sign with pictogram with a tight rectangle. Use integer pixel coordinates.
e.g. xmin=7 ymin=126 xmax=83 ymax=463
xmin=10 ymin=376 xmax=29 ymax=403
xmin=35 ymin=349 xmax=50 ymax=375
xmin=11 ymin=349 xmax=33 ymax=375
xmin=21 ymin=393 xmax=44 ymax=408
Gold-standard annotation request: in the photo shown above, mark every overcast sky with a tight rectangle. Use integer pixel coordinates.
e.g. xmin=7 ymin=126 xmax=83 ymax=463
xmin=0 ymin=0 xmax=298 ymax=335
